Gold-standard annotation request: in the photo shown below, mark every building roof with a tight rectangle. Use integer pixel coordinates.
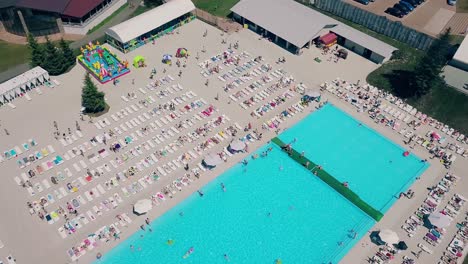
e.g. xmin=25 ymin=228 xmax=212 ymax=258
xmin=331 ymin=24 xmax=397 ymax=59
xmin=16 ymin=0 xmax=70 ymax=13
xmin=62 ymin=0 xmax=105 ymax=18
xmin=106 ymin=0 xmax=195 ymax=44
xmin=231 ymin=0 xmax=337 ymax=48
xmin=231 ymin=0 xmax=397 ymax=58
xmin=0 ymin=66 xmax=48 ymax=95
xmin=453 ymin=36 xmax=468 ymax=65
xmin=15 ymin=0 xmax=103 ymax=17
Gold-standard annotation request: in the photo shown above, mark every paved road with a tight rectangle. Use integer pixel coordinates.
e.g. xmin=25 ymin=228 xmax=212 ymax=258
xmin=0 ymin=0 xmax=142 ymax=83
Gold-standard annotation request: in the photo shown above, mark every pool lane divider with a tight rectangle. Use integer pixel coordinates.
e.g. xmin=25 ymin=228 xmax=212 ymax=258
xmin=271 ymin=137 xmax=384 ymax=222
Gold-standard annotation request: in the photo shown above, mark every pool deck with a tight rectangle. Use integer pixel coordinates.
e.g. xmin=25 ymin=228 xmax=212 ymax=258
xmin=0 ymin=19 xmax=466 ymax=264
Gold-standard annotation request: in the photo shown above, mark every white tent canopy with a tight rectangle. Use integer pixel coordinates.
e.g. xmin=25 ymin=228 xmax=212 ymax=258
xmin=229 ymin=139 xmax=246 ymax=151
xmin=378 ymin=229 xmax=399 ymax=244
xmin=0 ymin=66 xmax=49 ymax=104
xmin=133 ymin=199 xmax=153 ymax=214
xmin=106 ymin=0 xmax=195 ymax=44
xmin=428 ymin=212 xmax=452 ymax=228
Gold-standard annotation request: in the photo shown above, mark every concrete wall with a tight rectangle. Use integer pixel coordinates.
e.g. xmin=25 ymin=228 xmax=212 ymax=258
xmin=343 ymin=39 xmax=386 ymax=64
xmin=370 ymin=53 xmax=386 ymax=64
xmin=63 ymin=0 xmax=127 ymax=35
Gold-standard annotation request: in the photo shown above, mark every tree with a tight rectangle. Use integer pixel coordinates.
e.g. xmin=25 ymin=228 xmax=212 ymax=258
xmin=59 ymin=38 xmax=76 ymax=69
xmin=144 ymin=0 xmax=164 ymax=7
xmin=82 ymin=73 xmax=106 ymax=113
xmin=42 ymin=36 xmax=65 ymax=75
xmin=27 ymin=33 xmax=44 ymax=68
xmin=412 ymin=28 xmax=452 ymax=97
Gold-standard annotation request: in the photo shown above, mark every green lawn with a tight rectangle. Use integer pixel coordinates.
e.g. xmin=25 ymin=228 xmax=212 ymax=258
xmin=130 ymin=5 xmax=152 ymax=18
xmin=457 ymin=0 xmax=468 ymax=12
xmin=87 ymin=3 xmax=129 ymax=34
xmin=367 ymin=40 xmax=468 ymax=134
xmin=0 ymin=40 xmax=30 ymax=72
xmin=192 ymin=0 xmax=240 ymax=17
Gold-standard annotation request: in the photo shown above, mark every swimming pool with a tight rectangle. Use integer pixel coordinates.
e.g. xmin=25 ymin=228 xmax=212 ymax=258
xmin=278 ymin=103 xmax=429 ymax=212
xmin=97 ymin=144 xmax=375 ymax=264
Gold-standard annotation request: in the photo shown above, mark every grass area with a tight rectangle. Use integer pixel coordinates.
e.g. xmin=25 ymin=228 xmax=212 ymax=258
xmin=367 ymin=39 xmax=468 ymax=134
xmin=0 ymin=40 xmax=30 ymax=72
xmin=457 ymin=0 xmax=468 ymax=13
xmin=192 ymin=0 xmax=240 ymax=17
xmin=87 ymin=3 xmax=129 ymax=34
xmin=130 ymin=5 xmax=152 ymax=18
xmin=271 ymin=137 xmax=384 ymax=221
xmin=86 ymin=103 xmax=110 ymax=117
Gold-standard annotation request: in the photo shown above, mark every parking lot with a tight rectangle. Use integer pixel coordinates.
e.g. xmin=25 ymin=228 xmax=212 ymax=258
xmin=344 ymin=0 xmax=456 ymax=36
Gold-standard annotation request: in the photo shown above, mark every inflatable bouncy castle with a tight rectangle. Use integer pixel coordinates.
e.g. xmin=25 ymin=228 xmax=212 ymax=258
xmin=77 ymin=41 xmax=130 ymax=84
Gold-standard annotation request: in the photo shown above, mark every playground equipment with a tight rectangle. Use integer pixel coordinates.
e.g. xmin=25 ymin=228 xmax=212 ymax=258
xmin=77 ymin=41 xmax=130 ymax=84
xmin=176 ymin=48 xmax=189 ymax=58
xmin=133 ymin=55 xmax=146 ymax=68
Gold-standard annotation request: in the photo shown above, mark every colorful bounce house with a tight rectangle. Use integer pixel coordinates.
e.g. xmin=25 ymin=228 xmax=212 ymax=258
xmin=133 ymin=56 xmax=146 ymax=68
xmin=77 ymin=41 xmax=130 ymax=84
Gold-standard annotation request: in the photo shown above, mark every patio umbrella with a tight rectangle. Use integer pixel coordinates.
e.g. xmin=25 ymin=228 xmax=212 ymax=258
xmin=378 ymin=229 xmax=399 ymax=244
xmin=229 ymin=139 xmax=246 ymax=151
xmin=307 ymin=89 xmax=321 ymax=98
xmin=428 ymin=212 xmax=451 ymax=228
xmin=431 ymin=132 xmax=441 ymax=141
xmin=394 ymin=241 xmax=408 ymax=250
xmin=203 ymin=153 xmax=223 ymax=166
xmin=133 ymin=199 xmax=152 ymax=215
xmin=370 ymin=231 xmax=386 ymax=246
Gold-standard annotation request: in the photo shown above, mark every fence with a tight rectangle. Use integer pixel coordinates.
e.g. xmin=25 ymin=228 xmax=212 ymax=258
xmin=300 ymin=0 xmax=434 ymax=50
xmin=193 ymin=9 xmax=241 ymax=33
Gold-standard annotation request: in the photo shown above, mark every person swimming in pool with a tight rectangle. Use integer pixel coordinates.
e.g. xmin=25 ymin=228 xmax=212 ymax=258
xmin=221 ymin=183 xmax=226 ymax=192
xmin=224 ymin=254 xmax=230 ymax=261
xmin=198 ymin=190 xmax=204 ymax=197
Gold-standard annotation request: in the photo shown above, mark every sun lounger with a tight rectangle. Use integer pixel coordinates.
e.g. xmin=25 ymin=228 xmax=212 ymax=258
xmin=418 ymin=243 xmax=433 ymax=254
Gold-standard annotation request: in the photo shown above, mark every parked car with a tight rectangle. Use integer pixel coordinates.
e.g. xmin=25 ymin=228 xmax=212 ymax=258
xmin=404 ymin=0 xmax=420 ymax=7
xmin=385 ymin=7 xmax=404 ymax=18
xmin=447 ymin=0 xmax=456 ymax=5
xmin=355 ymin=0 xmax=370 ymax=5
xmin=394 ymin=3 xmax=410 ymax=15
xmin=399 ymin=1 xmax=415 ymax=10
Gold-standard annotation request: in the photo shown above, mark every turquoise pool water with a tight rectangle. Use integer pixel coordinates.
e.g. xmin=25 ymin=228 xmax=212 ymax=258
xmin=97 ymin=144 xmax=375 ymax=264
xmin=279 ymin=103 xmax=429 ymax=212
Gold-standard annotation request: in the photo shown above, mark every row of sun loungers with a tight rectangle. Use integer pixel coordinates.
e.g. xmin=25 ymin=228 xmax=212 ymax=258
xmin=402 ymin=173 xmax=459 ymax=237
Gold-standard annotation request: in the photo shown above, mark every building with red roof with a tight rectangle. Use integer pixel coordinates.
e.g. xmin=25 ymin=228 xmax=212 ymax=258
xmin=0 ymin=0 xmax=127 ymax=36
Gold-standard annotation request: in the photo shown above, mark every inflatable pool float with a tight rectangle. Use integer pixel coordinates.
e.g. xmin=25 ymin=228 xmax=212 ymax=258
xmin=403 ymin=151 xmax=410 ymax=157
xmin=182 ymin=247 xmax=194 ymax=259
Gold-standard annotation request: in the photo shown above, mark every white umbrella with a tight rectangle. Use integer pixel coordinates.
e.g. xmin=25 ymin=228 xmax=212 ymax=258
xmin=308 ymin=91 xmax=321 ymax=98
xmin=134 ymin=199 xmax=152 ymax=215
xmin=428 ymin=212 xmax=452 ymax=228
xmin=203 ymin=153 xmax=223 ymax=166
xmin=229 ymin=139 xmax=246 ymax=151
xmin=378 ymin=229 xmax=399 ymax=244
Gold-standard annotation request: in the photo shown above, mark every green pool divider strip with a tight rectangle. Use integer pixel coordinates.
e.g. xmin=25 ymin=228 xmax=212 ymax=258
xmin=271 ymin=137 xmax=384 ymax=221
